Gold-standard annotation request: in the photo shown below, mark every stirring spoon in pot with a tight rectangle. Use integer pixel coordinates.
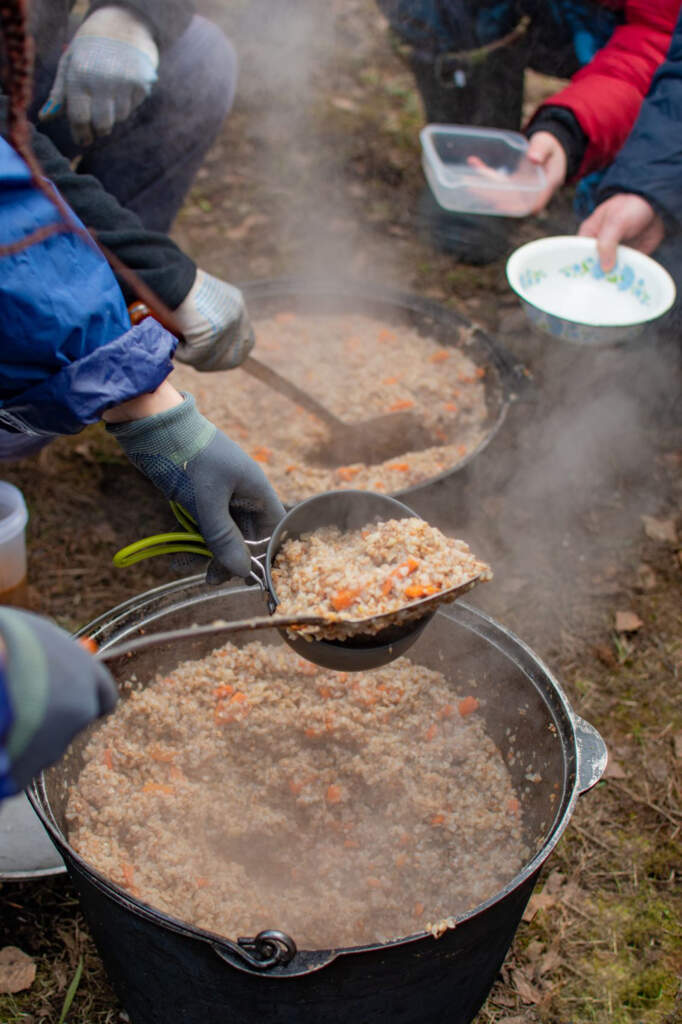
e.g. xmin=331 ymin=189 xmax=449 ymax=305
xmin=241 ymin=356 xmax=435 ymax=466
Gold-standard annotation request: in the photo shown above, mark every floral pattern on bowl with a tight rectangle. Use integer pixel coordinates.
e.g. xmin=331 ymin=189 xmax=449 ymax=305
xmin=557 ymin=257 xmax=652 ymax=306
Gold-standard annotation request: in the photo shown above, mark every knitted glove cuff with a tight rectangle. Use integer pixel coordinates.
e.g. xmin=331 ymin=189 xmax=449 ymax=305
xmin=106 ymin=392 xmax=215 ymax=465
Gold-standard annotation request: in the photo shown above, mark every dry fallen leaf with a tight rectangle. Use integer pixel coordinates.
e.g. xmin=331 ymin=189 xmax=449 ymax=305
xmin=330 ymin=96 xmax=358 ymax=112
xmin=225 ymin=213 xmax=268 ymax=242
xmin=522 ymin=889 xmax=557 ymax=922
xmin=615 ymin=610 xmax=643 ymax=633
xmin=0 ymin=946 xmax=36 ymax=994
xmin=604 ymin=758 xmax=627 ymax=780
xmin=641 ymin=515 xmax=678 ymax=545
xmin=512 ymin=968 xmax=544 ymax=1005
xmin=635 ymin=563 xmax=657 ymax=591
xmin=537 ymin=948 xmax=562 ymax=977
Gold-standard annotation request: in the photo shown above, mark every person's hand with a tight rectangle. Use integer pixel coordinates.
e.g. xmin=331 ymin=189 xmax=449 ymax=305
xmin=0 ymin=608 xmax=116 ymax=796
xmin=526 ymin=131 xmax=568 ymax=213
xmin=578 ymin=193 xmax=665 ymax=272
xmin=173 ymin=270 xmax=256 ymax=371
xmin=38 ymin=5 xmax=159 ymax=146
xmin=105 ymin=388 xmax=285 ymax=578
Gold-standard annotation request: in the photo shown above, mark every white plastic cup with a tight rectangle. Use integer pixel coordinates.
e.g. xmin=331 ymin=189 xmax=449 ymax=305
xmin=0 ymin=482 xmax=29 ymax=605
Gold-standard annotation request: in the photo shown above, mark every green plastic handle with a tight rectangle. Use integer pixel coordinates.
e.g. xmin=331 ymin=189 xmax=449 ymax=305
xmin=112 ymin=502 xmax=211 ymax=568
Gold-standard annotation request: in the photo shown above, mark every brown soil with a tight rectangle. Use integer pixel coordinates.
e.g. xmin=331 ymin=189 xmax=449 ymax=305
xmin=0 ymin=2 xmax=680 ymax=1022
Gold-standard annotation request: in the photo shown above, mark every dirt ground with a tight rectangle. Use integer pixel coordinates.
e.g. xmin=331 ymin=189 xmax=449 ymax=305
xmin=0 ymin=1 xmax=681 ymax=1021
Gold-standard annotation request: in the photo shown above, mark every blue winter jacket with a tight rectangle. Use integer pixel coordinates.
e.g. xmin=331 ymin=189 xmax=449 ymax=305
xmin=0 ymin=138 xmax=177 ymax=440
xmin=597 ymin=7 xmax=682 ymax=230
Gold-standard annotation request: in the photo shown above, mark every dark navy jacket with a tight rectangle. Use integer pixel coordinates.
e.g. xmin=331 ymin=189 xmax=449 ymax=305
xmin=597 ymin=7 xmax=682 ymax=229
xmin=0 ymin=138 xmax=177 ymax=438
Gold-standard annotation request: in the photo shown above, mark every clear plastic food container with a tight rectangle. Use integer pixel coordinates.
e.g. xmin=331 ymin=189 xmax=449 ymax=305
xmin=420 ymin=124 xmax=547 ymax=217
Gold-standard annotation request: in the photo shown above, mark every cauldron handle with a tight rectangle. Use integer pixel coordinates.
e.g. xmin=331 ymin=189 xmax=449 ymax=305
xmin=212 ymin=930 xmax=297 ymax=972
xmin=573 ymin=715 xmax=608 ymax=795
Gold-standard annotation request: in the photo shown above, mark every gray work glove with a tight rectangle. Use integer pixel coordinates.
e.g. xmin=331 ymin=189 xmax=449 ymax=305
xmin=0 ymin=608 xmax=116 ymax=797
xmin=173 ymin=270 xmax=256 ymax=371
xmin=107 ymin=393 xmax=285 ymax=578
xmin=38 ymin=5 xmax=159 ymax=146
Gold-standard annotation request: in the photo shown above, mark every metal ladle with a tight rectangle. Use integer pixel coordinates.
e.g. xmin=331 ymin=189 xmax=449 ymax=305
xmin=111 ymin=490 xmax=485 ymax=672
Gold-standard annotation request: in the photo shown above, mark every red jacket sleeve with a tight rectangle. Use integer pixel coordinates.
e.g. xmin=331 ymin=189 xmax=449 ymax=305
xmin=535 ymin=1 xmax=682 ymax=178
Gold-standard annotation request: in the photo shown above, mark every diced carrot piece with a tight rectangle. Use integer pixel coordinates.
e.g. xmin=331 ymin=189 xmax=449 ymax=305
xmin=382 ymin=376 xmax=399 ymax=386
xmin=121 ymin=862 xmax=135 ymax=888
xmin=388 ymin=462 xmax=409 ymax=472
xmin=230 ymin=691 xmax=248 ymax=704
xmin=304 ymin=727 xmax=320 ymax=739
xmin=289 ymin=779 xmax=303 ymax=796
xmin=326 ymin=784 xmax=342 ymax=804
xmin=195 ymin=876 xmax=209 ymax=889
xmin=142 ymin=783 xmax=174 ymax=795
xmin=424 ymin=723 xmax=438 ymax=742
xmin=458 ymin=696 xmax=479 ymax=717
xmin=430 ymin=813 xmax=445 ymax=826
xmin=336 ymin=465 xmax=361 ymax=481
xmin=367 ymin=877 xmax=382 ymax=889
xmin=78 ymin=636 xmax=98 ymax=654
xmin=475 ymin=366 xmax=486 ymax=378
xmin=251 ymin=446 xmax=272 ymax=463
xmin=317 ymin=684 xmax=332 ymax=699
xmin=404 ymin=584 xmax=438 ymax=600
xmin=429 ymin=350 xmax=450 ymax=363
xmin=507 ymin=797 xmax=520 ymax=814
xmin=285 ymin=464 xmax=298 ymax=473
xmin=378 ymin=328 xmax=396 ymax=342
xmin=213 ymin=684 xmax=234 ymax=699
xmin=388 ymin=399 xmax=414 ymax=412
xmin=443 ymin=402 xmax=458 ymax=413
xmin=331 ymin=588 xmax=360 ymax=611
xmin=103 ymin=748 xmax=113 ymax=770
xmin=456 ymin=444 xmax=468 ymax=457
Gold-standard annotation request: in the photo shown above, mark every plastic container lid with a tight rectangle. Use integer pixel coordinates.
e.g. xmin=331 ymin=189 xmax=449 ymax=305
xmin=0 ymin=481 xmax=28 ymax=544
xmin=420 ymin=124 xmax=547 ymax=217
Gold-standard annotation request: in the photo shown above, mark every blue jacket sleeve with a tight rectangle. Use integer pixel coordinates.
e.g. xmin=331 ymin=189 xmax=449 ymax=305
xmin=0 ymin=138 xmax=178 ymax=436
xmin=597 ymin=9 xmax=682 ymax=230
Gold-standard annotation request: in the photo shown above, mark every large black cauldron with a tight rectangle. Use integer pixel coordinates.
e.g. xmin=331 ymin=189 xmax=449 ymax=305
xmin=30 ymin=579 xmax=606 ymax=1024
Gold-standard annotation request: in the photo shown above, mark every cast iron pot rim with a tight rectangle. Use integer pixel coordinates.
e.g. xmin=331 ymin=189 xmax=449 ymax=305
xmin=237 ymin=276 xmax=529 ymax=499
xmin=29 ymin=585 xmax=602 ymax=978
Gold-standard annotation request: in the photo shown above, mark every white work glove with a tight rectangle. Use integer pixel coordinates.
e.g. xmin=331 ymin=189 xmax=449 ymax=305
xmin=39 ymin=5 xmax=159 ymax=146
xmin=173 ymin=269 xmax=256 ymax=371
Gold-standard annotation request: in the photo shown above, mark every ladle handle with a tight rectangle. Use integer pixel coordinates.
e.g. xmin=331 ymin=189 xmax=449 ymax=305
xmin=98 ymin=614 xmax=328 ymax=662
xmin=242 ymin=356 xmax=342 ymax=430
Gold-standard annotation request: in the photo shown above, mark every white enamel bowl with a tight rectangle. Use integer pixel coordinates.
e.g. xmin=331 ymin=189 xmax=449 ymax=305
xmin=506 ymin=236 xmax=676 ymax=345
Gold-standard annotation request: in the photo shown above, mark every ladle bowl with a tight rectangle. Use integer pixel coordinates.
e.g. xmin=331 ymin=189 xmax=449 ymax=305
xmin=265 ymin=490 xmax=441 ymax=671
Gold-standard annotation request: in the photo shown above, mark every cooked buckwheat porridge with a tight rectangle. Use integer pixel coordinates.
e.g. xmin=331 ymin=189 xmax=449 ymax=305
xmin=272 ymin=517 xmax=492 ymax=640
xmin=67 ymin=642 xmax=528 ymax=949
xmin=171 ymin=312 xmax=490 ymax=503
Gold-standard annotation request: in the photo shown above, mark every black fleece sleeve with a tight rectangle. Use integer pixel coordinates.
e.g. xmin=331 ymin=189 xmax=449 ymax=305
xmin=86 ymin=0 xmax=196 ymax=51
xmin=31 ymin=125 xmax=196 ymax=308
xmin=525 ymin=106 xmax=589 ymax=182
